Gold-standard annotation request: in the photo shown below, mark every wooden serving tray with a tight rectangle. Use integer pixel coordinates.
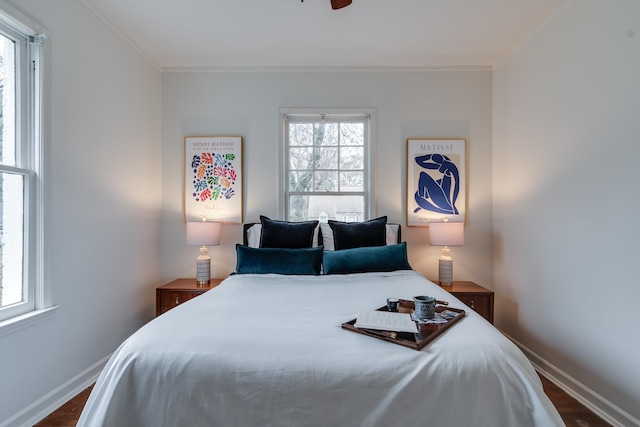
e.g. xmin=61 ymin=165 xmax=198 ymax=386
xmin=341 ymin=299 xmax=465 ymax=350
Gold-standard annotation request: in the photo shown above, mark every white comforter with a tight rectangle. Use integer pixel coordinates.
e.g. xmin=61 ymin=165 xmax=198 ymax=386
xmin=78 ymin=271 xmax=563 ymax=427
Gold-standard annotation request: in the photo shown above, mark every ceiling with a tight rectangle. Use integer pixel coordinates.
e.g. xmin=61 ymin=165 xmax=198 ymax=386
xmin=82 ymin=0 xmax=567 ymax=70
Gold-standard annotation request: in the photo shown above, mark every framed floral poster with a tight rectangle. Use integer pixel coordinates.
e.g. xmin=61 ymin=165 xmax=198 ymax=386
xmin=184 ymin=136 xmax=243 ymax=223
xmin=406 ymin=138 xmax=466 ymax=226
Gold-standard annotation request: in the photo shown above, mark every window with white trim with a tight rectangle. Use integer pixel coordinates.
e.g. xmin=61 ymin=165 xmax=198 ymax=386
xmin=0 ymin=7 xmax=46 ymax=324
xmin=281 ymin=109 xmax=375 ymax=222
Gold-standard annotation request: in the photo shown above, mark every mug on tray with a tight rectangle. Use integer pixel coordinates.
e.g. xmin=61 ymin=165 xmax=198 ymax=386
xmin=413 ymin=295 xmax=436 ymax=319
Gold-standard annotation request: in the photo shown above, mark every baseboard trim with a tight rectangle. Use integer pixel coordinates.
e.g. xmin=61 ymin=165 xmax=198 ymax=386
xmin=504 ymin=333 xmax=640 ymax=427
xmin=1 ymin=354 xmax=110 ymax=427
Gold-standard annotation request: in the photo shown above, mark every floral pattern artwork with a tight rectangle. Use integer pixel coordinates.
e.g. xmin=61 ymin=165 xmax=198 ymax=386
xmin=191 ymin=152 xmax=238 ymax=202
xmin=406 ymin=139 xmax=465 ymax=226
xmin=185 ymin=136 xmax=242 ymax=223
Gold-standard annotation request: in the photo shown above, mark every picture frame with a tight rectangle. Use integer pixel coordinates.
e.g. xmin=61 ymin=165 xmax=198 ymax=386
xmin=406 ymin=138 xmax=466 ymax=226
xmin=184 ymin=136 xmax=243 ymax=223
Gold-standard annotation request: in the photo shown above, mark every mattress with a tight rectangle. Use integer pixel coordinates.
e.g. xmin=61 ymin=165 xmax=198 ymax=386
xmin=78 ymin=270 xmax=563 ymax=426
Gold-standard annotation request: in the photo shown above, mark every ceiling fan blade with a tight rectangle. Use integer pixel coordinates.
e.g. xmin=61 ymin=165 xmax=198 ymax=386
xmin=331 ymin=0 xmax=352 ymax=10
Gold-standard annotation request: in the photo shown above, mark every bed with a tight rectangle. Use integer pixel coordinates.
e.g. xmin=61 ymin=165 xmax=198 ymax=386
xmin=78 ymin=217 xmax=563 ymax=426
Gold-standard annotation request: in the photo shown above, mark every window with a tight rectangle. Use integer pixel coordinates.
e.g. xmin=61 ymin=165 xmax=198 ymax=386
xmin=0 ymin=6 xmax=46 ymax=325
xmin=281 ymin=109 xmax=375 ymax=222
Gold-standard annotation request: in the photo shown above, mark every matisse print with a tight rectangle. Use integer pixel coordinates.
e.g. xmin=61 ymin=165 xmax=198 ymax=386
xmin=407 ymin=138 xmax=465 ymax=226
xmin=184 ymin=136 xmax=243 ymax=223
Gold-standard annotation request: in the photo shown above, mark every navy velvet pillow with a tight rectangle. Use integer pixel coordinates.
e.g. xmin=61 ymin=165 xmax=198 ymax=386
xmin=259 ymin=215 xmax=319 ymax=249
xmin=235 ymin=244 xmax=323 ymax=275
xmin=322 ymin=243 xmax=412 ymax=275
xmin=328 ymin=216 xmax=387 ymax=250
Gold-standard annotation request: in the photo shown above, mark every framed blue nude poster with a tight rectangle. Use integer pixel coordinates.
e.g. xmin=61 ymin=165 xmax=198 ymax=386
xmin=406 ymin=138 xmax=466 ymax=226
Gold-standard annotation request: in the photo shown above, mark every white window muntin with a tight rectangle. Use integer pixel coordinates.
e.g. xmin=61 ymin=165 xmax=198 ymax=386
xmin=280 ymin=108 xmax=376 ymax=222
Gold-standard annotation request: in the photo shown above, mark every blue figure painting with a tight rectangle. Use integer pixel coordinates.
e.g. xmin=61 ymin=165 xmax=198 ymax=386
xmin=413 ymin=153 xmax=460 ymax=215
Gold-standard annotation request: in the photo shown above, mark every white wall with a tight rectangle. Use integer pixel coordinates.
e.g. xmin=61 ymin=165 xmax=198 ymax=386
xmin=161 ymin=70 xmax=493 ymax=287
xmin=12 ymin=0 xmax=639 ymax=424
xmin=0 ymin=0 xmax=162 ymax=425
xmin=493 ymin=0 xmax=640 ymax=424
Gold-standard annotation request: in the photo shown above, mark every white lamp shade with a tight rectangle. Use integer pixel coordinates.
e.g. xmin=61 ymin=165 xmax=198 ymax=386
xmin=186 ymin=221 xmax=221 ymax=246
xmin=428 ymin=221 xmax=464 ymax=246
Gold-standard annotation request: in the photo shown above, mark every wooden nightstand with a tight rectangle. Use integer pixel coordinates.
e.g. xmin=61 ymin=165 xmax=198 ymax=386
xmin=442 ymin=281 xmax=494 ymax=324
xmin=156 ymin=278 xmax=223 ymax=316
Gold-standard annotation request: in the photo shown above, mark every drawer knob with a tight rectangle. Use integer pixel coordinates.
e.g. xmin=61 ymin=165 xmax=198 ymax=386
xmin=175 ymin=297 xmax=180 ymax=305
xmin=470 ymin=300 xmax=475 ymax=309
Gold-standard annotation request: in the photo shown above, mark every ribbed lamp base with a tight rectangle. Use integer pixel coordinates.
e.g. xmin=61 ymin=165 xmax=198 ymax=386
xmin=438 ymin=258 xmax=453 ymax=286
xmin=196 ymin=257 xmax=210 ymax=286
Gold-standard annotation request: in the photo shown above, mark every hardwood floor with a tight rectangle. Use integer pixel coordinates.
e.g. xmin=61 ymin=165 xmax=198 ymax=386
xmin=538 ymin=375 xmax=611 ymax=427
xmin=34 ymin=374 xmax=610 ymax=426
xmin=33 ymin=385 xmax=92 ymax=427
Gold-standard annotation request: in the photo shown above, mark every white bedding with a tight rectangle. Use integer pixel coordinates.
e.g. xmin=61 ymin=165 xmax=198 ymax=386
xmin=78 ymin=271 xmax=563 ymax=427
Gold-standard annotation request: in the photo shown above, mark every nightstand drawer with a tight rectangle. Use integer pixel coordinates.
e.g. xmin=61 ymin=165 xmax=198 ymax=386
xmin=443 ymin=281 xmax=494 ymax=324
xmin=159 ymin=291 xmax=201 ymax=311
xmin=455 ymin=294 xmax=491 ymax=322
xmin=156 ymin=278 xmax=223 ymax=316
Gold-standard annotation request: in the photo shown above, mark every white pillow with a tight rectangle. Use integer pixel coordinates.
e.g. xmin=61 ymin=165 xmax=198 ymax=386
xmin=246 ymin=223 xmax=320 ymax=248
xmin=320 ymin=223 xmax=399 ymax=251
xmin=320 ymin=223 xmax=335 ymax=251
xmin=246 ymin=224 xmax=262 ymax=248
xmin=386 ymin=224 xmax=399 ymax=246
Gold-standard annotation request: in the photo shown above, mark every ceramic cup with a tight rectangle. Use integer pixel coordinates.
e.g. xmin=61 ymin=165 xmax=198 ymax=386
xmin=413 ymin=295 xmax=436 ymax=319
xmin=387 ymin=298 xmax=400 ymax=312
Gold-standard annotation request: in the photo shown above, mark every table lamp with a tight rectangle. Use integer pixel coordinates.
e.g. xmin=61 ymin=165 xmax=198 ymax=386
xmin=186 ymin=219 xmax=221 ymax=285
xmin=428 ymin=220 xmax=464 ymax=286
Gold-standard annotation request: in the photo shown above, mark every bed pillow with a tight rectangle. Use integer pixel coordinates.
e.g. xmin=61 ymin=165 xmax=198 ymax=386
xmin=235 ymin=244 xmax=323 ymax=275
xmin=385 ymin=224 xmax=399 ymax=246
xmin=323 ymin=242 xmax=412 ymax=275
xmin=259 ymin=216 xmax=319 ymax=249
xmin=327 ymin=216 xmax=387 ymax=250
xmin=320 ymin=223 xmax=399 ymax=250
xmin=247 ymin=223 xmax=320 ymax=248
xmin=246 ymin=224 xmax=262 ymax=248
